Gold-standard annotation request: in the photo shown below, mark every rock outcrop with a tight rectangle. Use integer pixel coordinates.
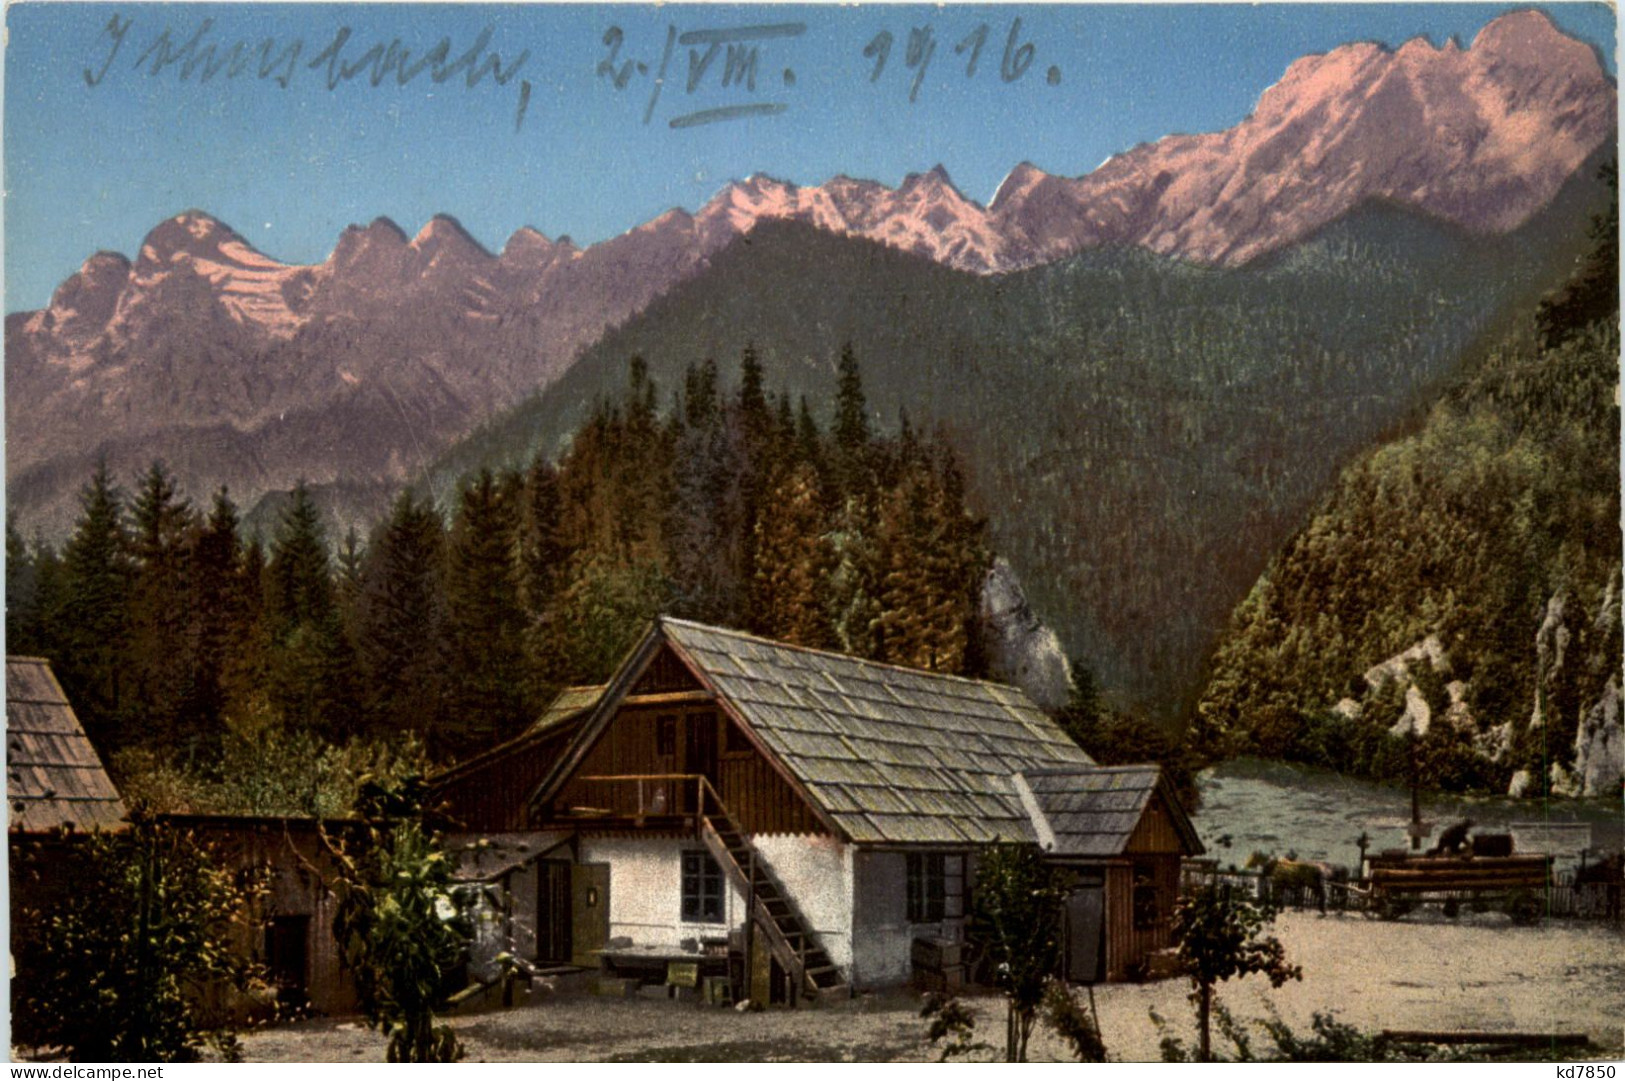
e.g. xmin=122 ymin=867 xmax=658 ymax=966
xmin=978 ymin=558 xmax=1074 ymax=713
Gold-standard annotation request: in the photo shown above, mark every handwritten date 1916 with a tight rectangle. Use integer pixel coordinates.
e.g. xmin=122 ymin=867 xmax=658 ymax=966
xmin=81 ymin=13 xmax=1059 ymax=136
xmin=866 ymin=18 xmax=1060 ymax=103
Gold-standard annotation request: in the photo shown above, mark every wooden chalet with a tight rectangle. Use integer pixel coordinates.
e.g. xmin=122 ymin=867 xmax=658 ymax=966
xmin=435 ymin=618 xmax=1204 ymax=1003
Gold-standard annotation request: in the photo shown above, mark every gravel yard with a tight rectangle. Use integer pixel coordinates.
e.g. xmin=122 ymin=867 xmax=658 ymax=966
xmin=237 ymin=910 xmax=1624 ymax=1062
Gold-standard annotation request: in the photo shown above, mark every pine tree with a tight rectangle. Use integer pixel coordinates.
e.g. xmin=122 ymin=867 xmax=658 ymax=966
xmin=668 ymin=380 xmax=746 ymax=626
xmin=443 ymin=470 xmax=528 ymax=759
xmin=126 ymin=462 xmax=197 ymax=751
xmin=751 ymin=462 xmax=835 ymax=647
xmin=826 ymin=494 xmax=882 ymax=660
xmin=58 ymin=461 xmax=133 ymax=751
xmin=873 ymin=466 xmax=972 ymax=672
xmin=7 ymin=518 xmax=37 ymax=654
xmin=737 ymin=342 xmax=770 ymax=446
xmin=266 ymin=483 xmax=359 ymax=739
xmin=518 ymin=456 xmax=572 ymax=704
xmin=833 ymin=343 xmax=872 ymax=497
xmin=186 ymin=489 xmax=248 ymax=751
xmin=356 ymin=491 xmax=449 ymax=744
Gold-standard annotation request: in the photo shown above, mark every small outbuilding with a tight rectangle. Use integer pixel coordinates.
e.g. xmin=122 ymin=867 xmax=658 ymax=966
xmin=6 ymin=656 xmax=126 ymax=836
xmin=1016 ymin=765 xmax=1203 ymax=982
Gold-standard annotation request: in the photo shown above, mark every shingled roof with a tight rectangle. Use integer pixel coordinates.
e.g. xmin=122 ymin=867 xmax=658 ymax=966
xmin=530 ymin=685 xmax=605 ymax=738
xmin=645 ymin=619 xmax=1096 ymax=844
xmin=6 ymin=657 xmax=127 ymax=833
xmin=1015 ymin=765 xmax=1202 ymax=857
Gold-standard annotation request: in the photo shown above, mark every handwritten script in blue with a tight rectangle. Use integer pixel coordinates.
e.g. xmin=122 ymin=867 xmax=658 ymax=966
xmin=83 ymin=14 xmax=1061 ymax=132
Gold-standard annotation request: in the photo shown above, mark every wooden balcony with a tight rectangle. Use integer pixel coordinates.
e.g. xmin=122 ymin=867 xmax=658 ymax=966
xmin=544 ymin=773 xmax=722 ymax=828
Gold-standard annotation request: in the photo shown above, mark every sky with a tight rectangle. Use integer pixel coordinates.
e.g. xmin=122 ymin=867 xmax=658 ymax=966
xmin=3 ymin=2 xmax=1617 ymax=313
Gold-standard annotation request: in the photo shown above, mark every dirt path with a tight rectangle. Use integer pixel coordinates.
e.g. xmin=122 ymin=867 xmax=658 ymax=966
xmin=237 ymin=911 xmax=1625 ymax=1062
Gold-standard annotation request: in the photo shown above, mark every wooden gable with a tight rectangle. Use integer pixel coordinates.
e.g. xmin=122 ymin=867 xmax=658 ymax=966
xmin=544 ymin=641 xmax=828 ymax=837
xmin=630 ymin=644 xmax=704 ymax=695
xmin=1125 ymin=788 xmax=1197 ymax=856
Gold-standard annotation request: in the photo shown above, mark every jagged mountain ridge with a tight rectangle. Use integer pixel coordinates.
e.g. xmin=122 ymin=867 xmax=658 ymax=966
xmin=5 ymin=8 xmax=1614 ymax=536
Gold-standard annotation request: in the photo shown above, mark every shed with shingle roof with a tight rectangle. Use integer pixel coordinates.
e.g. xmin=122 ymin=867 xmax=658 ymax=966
xmin=1015 ymin=764 xmax=1202 ymax=983
xmin=6 ymin=656 xmax=126 ymax=834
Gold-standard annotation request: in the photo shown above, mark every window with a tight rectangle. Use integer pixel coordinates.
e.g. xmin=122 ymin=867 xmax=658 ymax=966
xmin=681 ymin=850 xmax=725 ymax=923
xmin=656 ymin=715 xmax=676 ymax=757
xmin=724 ymin=720 xmax=753 ymax=755
xmin=907 ymin=853 xmax=966 ymax=923
xmin=1132 ymin=861 xmax=1160 ymax=929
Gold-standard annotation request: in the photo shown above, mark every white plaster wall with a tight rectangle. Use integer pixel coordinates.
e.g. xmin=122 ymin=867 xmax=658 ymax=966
xmin=850 ymin=851 xmax=974 ymax=989
xmin=752 ymin=834 xmax=854 ymax=973
xmin=576 ymin=834 xmax=856 ymax=978
xmin=578 ymin=836 xmax=747 ymax=948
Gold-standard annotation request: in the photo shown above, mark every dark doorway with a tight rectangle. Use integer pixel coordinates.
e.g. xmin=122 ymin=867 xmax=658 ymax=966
xmin=684 ymin=711 xmax=719 ymax=796
xmin=265 ymin=915 xmax=311 ymax=1008
xmin=538 ymin=860 xmax=573 ymax=964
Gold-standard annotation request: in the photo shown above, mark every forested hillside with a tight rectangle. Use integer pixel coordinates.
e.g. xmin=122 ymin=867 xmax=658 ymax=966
xmin=1194 ymin=165 xmax=1621 ymax=798
xmin=6 ymin=356 xmax=986 ymax=808
xmin=429 ymin=159 xmax=1611 ymax=720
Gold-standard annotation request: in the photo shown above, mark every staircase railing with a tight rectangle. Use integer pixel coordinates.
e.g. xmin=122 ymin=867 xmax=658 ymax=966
xmin=691 ymin=776 xmax=835 ymax=999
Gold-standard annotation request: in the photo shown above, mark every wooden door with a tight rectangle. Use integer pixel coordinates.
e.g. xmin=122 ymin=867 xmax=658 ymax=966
xmin=570 ymin=863 xmax=610 ymax=968
xmin=538 ymin=860 xmax=573 ymax=964
xmin=684 ymin=711 xmax=719 ymax=810
xmin=1065 ymin=886 xmax=1105 ymax=984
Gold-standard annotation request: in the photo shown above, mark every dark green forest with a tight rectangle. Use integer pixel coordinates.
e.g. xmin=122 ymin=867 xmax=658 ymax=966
xmin=6 ymin=353 xmax=987 ymax=810
xmin=429 ymin=156 xmax=1611 ymax=722
xmin=1194 ymin=165 xmax=1622 ymax=797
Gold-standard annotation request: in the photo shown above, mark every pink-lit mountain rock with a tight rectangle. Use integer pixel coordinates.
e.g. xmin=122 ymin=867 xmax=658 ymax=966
xmin=989 ymin=10 xmax=1617 ymax=266
xmin=6 ymin=10 xmax=1614 ymax=534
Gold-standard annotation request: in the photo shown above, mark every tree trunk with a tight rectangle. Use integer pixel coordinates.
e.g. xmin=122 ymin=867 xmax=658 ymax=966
xmin=1198 ymin=983 xmax=1213 ymax=1062
xmin=1006 ymin=1000 xmax=1017 ymax=1062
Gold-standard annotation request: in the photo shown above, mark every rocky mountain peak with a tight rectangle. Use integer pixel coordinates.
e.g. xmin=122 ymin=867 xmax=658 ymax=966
xmin=989 ymin=161 xmax=1052 ymax=213
xmin=411 ymin=214 xmax=491 ymax=257
xmin=329 ymin=217 xmax=410 ymax=271
xmin=135 ymin=210 xmax=246 ymax=270
xmin=897 ymin=164 xmax=961 ymax=196
xmin=1472 ymin=9 xmax=1586 ymax=67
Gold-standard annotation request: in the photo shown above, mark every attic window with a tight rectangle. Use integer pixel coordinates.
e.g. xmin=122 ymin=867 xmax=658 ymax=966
xmin=724 ymin=721 xmax=752 ymax=756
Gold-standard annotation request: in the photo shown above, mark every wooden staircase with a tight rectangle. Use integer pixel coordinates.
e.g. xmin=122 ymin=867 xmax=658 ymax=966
xmin=696 ymin=787 xmax=847 ymax=1004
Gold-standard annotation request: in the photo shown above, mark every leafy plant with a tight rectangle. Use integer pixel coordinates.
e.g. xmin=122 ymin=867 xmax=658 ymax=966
xmin=1260 ymin=1009 xmax=1402 ymax=1062
xmin=323 ymin=775 xmax=470 ymax=1062
xmin=968 ymin=843 xmax=1072 ymax=1061
xmin=11 ymin=811 xmax=267 ymax=1061
xmin=1042 ymin=979 xmax=1108 ymax=1062
xmin=1171 ymin=881 xmax=1302 ymax=1061
xmin=920 ymin=993 xmax=993 ymax=1061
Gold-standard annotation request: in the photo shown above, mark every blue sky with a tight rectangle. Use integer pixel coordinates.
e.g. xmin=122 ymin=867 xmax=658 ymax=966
xmin=4 ymin=2 xmax=1616 ymax=312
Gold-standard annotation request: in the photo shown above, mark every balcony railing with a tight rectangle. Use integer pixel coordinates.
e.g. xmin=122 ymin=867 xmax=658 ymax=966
xmin=552 ymin=773 xmax=725 ymax=821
